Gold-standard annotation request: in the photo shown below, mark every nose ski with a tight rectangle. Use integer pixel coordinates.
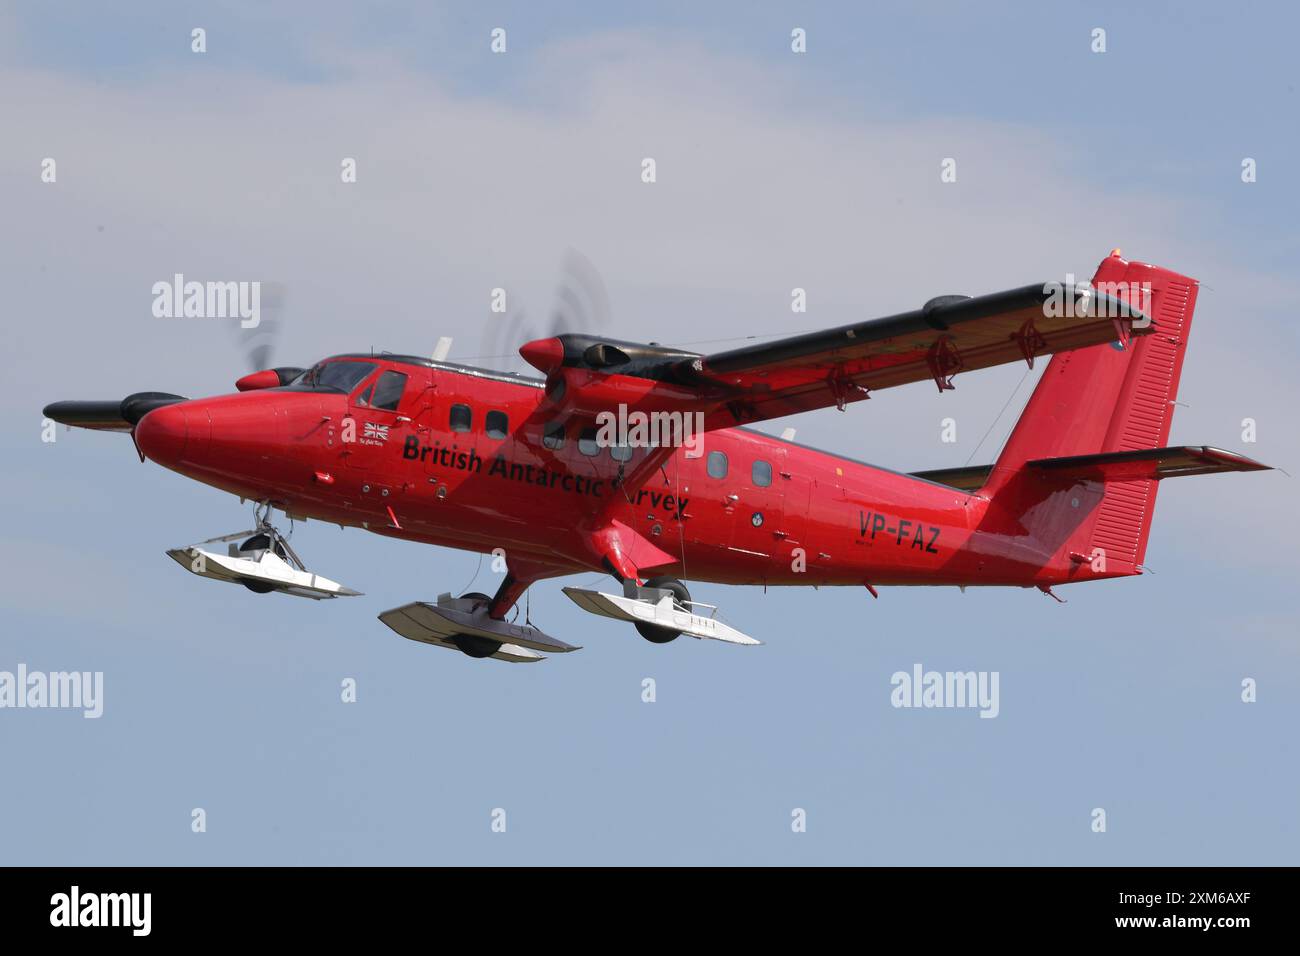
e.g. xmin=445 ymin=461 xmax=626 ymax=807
xmin=165 ymin=505 xmax=362 ymax=600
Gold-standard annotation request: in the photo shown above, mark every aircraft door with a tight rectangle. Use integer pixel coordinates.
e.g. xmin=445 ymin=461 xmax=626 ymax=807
xmin=725 ymin=443 xmax=806 ymax=573
xmin=340 ymin=368 xmax=417 ymax=480
xmin=769 ymin=445 xmax=812 ymax=577
xmin=698 ymin=446 xmax=737 ymax=554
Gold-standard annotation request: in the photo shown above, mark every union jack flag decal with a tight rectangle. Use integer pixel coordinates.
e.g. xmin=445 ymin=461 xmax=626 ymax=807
xmin=363 ymin=422 xmax=389 ymax=442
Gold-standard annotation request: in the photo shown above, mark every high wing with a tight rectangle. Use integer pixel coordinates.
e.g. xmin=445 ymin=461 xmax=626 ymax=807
xmin=519 ymin=279 xmax=1147 ymax=428
xmin=689 ymin=283 xmax=1147 ymax=423
xmin=516 ymin=278 xmax=1150 ymax=501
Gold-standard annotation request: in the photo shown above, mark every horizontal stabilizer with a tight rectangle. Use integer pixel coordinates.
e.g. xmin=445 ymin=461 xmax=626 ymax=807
xmin=912 ymin=447 xmax=1269 ymax=491
xmin=910 ymin=464 xmax=993 ymax=491
xmin=1026 ymin=446 xmax=1271 ymax=482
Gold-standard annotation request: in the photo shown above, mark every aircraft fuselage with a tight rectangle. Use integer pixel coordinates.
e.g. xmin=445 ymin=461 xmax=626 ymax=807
xmin=132 ymin=354 xmax=1092 ymax=592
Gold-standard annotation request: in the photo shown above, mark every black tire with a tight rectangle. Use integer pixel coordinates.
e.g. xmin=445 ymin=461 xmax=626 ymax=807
xmin=237 ymin=534 xmax=288 ymax=593
xmin=450 ymin=592 xmax=502 ymax=658
xmin=238 ymin=534 xmax=287 ymax=560
xmin=635 ymin=577 xmax=691 ymax=644
xmin=450 ymin=633 xmax=503 ymax=659
xmin=461 ymin=591 xmax=492 ymax=611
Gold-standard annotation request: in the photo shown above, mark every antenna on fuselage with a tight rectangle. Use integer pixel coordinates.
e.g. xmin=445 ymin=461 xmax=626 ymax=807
xmin=432 ymin=337 xmax=453 ymax=362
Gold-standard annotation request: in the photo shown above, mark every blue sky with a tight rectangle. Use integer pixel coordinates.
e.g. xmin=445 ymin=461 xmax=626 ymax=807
xmin=1 ymin=1 xmax=1296 ymax=864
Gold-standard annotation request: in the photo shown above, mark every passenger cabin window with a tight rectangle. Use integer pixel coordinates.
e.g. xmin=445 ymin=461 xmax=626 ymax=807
xmin=370 ymin=370 xmax=408 ymax=412
xmin=752 ymin=459 xmax=773 ymax=487
xmin=578 ymin=428 xmax=599 ymax=456
xmin=707 ymin=451 xmax=728 ymax=479
xmin=610 ymin=443 xmax=632 ymax=463
xmin=543 ymin=421 xmax=566 ymax=450
xmin=450 ymin=404 xmax=472 ymax=433
xmin=486 ymin=410 xmax=509 ymax=440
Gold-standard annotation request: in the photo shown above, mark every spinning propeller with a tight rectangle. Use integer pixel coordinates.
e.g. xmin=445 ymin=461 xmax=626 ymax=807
xmin=477 ymin=248 xmax=613 ymax=372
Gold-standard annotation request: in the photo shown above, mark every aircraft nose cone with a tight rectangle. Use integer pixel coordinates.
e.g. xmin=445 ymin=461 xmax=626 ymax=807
xmin=134 ymin=403 xmax=188 ymax=466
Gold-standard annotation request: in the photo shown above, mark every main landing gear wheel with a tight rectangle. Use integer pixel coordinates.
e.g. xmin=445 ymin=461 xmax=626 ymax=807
xmin=448 ymin=592 xmax=504 ymax=658
xmin=236 ymin=533 xmax=289 ymax=593
xmin=238 ymin=533 xmax=288 ymax=559
xmin=635 ymin=577 xmax=691 ymax=644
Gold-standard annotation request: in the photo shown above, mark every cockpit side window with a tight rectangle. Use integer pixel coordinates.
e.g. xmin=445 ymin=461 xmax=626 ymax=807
xmin=291 ymin=361 xmax=377 ymax=394
xmin=370 ymin=370 xmax=409 ymax=412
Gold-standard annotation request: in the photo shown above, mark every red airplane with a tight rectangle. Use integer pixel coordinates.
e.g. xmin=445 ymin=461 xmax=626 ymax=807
xmin=45 ymin=251 xmax=1269 ymax=661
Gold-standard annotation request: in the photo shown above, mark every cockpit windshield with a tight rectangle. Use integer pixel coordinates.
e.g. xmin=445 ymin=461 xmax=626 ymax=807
xmin=286 ymin=360 xmax=377 ymax=394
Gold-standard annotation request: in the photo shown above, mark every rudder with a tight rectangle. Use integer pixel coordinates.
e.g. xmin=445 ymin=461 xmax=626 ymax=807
xmin=980 ymin=251 xmax=1199 ymax=576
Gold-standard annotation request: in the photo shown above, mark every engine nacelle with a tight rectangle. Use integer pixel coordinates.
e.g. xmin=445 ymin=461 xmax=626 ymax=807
xmin=520 ymin=334 xmax=701 ymax=383
xmin=235 ymin=367 xmax=305 ymax=391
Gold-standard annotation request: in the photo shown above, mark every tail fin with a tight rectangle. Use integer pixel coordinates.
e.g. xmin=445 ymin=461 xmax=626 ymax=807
xmin=979 ymin=251 xmax=1201 ymax=577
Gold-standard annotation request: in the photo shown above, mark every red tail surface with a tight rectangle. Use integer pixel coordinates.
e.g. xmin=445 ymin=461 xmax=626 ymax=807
xmin=980 ymin=251 xmax=1200 ymax=577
